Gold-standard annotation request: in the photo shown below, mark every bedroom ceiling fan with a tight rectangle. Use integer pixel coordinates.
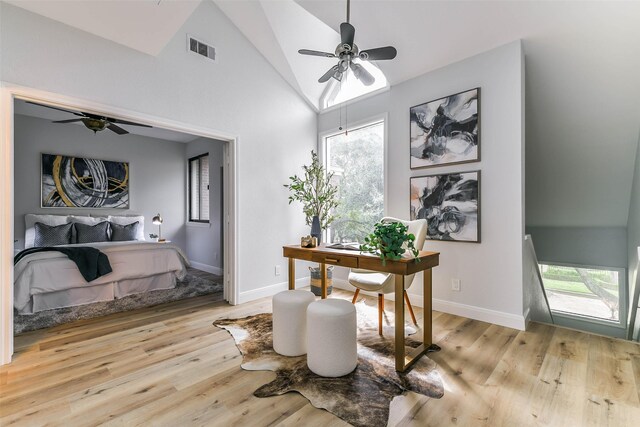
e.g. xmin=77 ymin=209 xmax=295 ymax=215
xmin=298 ymin=0 xmax=397 ymax=86
xmin=27 ymin=101 xmax=152 ymax=135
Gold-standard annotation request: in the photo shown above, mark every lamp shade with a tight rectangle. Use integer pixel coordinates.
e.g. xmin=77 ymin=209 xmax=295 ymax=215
xmin=152 ymin=214 xmax=163 ymax=225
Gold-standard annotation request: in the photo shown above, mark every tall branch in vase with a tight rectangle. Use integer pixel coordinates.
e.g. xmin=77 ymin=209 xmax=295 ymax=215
xmin=284 ymin=150 xmax=339 ymax=241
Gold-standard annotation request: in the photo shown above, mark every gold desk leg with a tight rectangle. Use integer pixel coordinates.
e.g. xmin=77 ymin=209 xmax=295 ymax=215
xmin=424 ymin=268 xmax=441 ymax=353
xmin=288 ymin=258 xmax=295 ymax=290
xmin=395 ymin=274 xmax=406 ymax=371
xmin=320 ymin=262 xmax=327 ymax=299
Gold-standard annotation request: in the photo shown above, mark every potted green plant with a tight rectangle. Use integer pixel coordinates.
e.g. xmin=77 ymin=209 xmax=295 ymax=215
xmin=359 ymin=221 xmax=420 ymax=265
xmin=284 ymin=150 xmax=339 ymax=242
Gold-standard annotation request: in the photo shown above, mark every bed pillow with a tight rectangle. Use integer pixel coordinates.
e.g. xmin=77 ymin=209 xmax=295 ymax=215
xmin=108 ymin=215 xmax=145 ymax=240
xmin=68 ymin=215 xmax=103 ymax=242
xmin=110 ymin=221 xmax=140 ymax=242
xmin=69 ymin=215 xmax=107 ymax=225
xmin=74 ymin=222 xmax=110 ymax=244
xmin=25 ymin=214 xmax=69 ymax=248
xmin=33 ymin=222 xmax=73 ymax=247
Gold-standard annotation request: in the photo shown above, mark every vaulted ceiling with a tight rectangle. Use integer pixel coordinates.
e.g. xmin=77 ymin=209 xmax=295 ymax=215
xmin=5 ymin=0 xmax=640 ymax=227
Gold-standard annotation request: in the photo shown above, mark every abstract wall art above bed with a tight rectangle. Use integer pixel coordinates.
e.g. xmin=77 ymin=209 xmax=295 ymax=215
xmin=41 ymin=154 xmax=129 ymax=208
xmin=410 ymin=171 xmax=480 ymax=243
xmin=410 ymin=87 xmax=480 ymax=169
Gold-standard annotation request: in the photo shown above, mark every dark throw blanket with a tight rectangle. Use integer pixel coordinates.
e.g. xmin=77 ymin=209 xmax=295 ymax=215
xmin=14 ymin=247 xmax=113 ymax=282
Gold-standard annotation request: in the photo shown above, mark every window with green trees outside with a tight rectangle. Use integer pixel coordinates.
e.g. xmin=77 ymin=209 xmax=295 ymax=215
xmin=324 ymin=120 xmax=385 ymax=244
xmin=539 ymin=263 xmax=624 ymax=323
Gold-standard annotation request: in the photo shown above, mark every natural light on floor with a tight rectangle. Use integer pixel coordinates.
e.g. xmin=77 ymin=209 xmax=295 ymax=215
xmin=539 ymin=263 xmax=622 ymax=322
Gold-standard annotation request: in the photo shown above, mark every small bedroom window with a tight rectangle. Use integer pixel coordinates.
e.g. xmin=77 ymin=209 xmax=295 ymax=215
xmin=189 ymin=153 xmax=210 ymax=223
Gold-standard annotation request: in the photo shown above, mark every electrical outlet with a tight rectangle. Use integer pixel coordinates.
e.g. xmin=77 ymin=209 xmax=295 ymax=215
xmin=275 ymin=265 xmax=281 ymax=276
xmin=451 ymin=279 xmax=461 ymax=292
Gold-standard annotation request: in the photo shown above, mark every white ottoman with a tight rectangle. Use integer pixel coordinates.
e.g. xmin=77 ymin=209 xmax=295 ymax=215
xmin=307 ymin=299 xmax=358 ymax=377
xmin=272 ymin=290 xmax=316 ymax=356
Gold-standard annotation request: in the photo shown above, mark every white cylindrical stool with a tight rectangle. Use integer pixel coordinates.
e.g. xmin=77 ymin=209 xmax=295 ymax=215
xmin=272 ymin=290 xmax=316 ymax=356
xmin=307 ymin=299 xmax=357 ymax=377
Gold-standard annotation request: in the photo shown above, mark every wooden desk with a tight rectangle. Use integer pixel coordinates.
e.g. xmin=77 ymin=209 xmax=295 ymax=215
xmin=283 ymin=244 xmax=440 ymax=372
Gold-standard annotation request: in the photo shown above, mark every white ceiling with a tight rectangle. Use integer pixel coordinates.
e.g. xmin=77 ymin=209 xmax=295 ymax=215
xmin=7 ymin=0 xmax=640 ymax=227
xmin=3 ymin=0 xmax=200 ymax=55
xmin=248 ymin=0 xmax=640 ymax=227
xmin=14 ymin=99 xmax=199 ymax=143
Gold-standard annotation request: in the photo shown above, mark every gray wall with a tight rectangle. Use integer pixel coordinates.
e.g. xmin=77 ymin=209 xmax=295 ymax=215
xmin=627 ymin=133 xmax=640 ymax=338
xmin=318 ymin=41 xmax=525 ymax=325
xmin=0 ymin=0 xmax=317 ymax=297
xmin=13 ymin=114 xmax=187 ymax=250
xmin=527 ymin=226 xmax=628 ymax=268
xmin=186 ymin=137 xmax=224 ymax=272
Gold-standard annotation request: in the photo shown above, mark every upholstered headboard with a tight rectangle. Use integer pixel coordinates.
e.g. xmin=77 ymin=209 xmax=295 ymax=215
xmin=24 ymin=214 xmax=146 ymax=248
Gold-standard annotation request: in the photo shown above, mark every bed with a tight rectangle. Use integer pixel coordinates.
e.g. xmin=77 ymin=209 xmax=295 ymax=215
xmin=14 ymin=214 xmax=189 ymax=315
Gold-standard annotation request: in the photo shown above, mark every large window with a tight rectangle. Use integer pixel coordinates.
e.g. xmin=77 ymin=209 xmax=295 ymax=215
xmin=324 ymin=120 xmax=385 ymax=243
xmin=189 ymin=153 xmax=210 ymax=223
xmin=539 ymin=262 xmax=625 ymax=325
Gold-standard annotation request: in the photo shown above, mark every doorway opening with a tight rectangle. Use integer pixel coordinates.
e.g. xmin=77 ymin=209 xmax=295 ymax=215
xmin=1 ymin=85 xmax=238 ymax=364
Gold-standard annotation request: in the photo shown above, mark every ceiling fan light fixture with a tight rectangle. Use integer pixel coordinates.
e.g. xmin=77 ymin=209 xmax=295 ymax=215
xmin=298 ymin=0 xmax=396 ymax=86
xmin=81 ymin=117 xmax=108 ymax=133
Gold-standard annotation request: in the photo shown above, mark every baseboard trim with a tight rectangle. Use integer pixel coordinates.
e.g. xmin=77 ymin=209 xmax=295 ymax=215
xmin=238 ymin=277 xmax=310 ymax=304
xmin=333 ymin=278 xmax=525 ymax=330
xmin=189 ymin=261 xmax=223 ymax=276
xmin=432 ymin=299 xmax=526 ymax=330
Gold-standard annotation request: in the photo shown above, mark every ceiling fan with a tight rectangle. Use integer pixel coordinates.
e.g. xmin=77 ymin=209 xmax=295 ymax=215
xmin=27 ymin=101 xmax=152 ymax=135
xmin=298 ymin=0 xmax=397 ymax=86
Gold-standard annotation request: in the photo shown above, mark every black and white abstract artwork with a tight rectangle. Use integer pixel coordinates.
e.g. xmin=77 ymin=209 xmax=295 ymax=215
xmin=410 ymin=171 xmax=480 ymax=242
xmin=41 ymin=154 xmax=129 ymax=208
xmin=410 ymin=88 xmax=480 ymax=169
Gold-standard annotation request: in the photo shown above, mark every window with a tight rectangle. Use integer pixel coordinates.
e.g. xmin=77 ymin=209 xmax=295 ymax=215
xmin=189 ymin=153 xmax=210 ymax=222
xmin=539 ymin=262 xmax=625 ymax=325
xmin=324 ymin=120 xmax=385 ymax=243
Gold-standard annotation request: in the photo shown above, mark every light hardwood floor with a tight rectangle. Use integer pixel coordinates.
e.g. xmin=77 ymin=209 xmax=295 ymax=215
xmin=1 ymin=289 xmax=640 ymax=426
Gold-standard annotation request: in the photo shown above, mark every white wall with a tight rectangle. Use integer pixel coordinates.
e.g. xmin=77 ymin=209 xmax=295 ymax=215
xmin=527 ymin=226 xmax=628 ymax=269
xmin=185 ymin=137 xmax=224 ymax=274
xmin=13 ymin=114 xmax=187 ymax=250
xmin=318 ymin=41 xmax=526 ymax=328
xmin=0 ymin=1 xmax=316 ymax=298
xmin=627 ymin=133 xmax=640 ymax=339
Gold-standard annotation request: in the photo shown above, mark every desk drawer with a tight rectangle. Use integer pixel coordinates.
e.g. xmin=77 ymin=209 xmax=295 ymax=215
xmin=311 ymin=252 xmax=358 ymax=268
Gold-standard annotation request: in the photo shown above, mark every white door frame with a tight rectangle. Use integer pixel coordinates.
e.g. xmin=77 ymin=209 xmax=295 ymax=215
xmin=0 ymin=82 xmax=239 ymax=365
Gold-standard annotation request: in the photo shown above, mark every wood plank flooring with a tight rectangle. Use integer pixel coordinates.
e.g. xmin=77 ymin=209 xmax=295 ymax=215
xmin=1 ymin=288 xmax=639 ymax=426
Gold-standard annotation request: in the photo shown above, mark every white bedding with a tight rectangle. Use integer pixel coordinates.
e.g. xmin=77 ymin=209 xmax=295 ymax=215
xmin=14 ymin=241 xmax=189 ymax=314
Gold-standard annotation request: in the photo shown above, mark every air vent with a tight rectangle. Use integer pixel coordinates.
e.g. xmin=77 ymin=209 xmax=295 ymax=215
xmin=187 ymin=35 xmax=216 ymax=61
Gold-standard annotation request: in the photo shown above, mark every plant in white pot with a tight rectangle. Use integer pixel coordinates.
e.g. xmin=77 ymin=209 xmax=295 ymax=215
xmin=284 ymin=150 xmax=339 ymax=242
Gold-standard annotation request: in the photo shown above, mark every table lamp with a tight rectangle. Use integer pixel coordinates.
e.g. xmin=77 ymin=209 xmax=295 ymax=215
xmin=152 ymin=213 xmax=165 ymax=242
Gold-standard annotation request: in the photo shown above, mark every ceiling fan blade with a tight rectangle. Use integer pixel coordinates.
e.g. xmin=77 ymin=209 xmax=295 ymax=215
xmin=52 ymin=119 xmax=83 ymax=124
xmin=298 ymin=49 xmax=336 ymax=58
xmin=26 ymin=101 xmax=83 ymax=116
xmin=350 ymin=62 xmax=375 ymax=86
xmin=359 ymin=46 xmax=397 ymax=61
xmin=319 ymin=65 xmax=340 ymax=83
xmin=107 ymin=123 xmax=129 ymax=135
xmin=340 ymin=22 xmax=355 ymax=48
xmin=109 ymin=118 xmax=152 ymax=128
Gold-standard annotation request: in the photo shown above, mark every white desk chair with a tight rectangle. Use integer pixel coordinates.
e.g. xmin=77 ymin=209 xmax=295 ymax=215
xmin=348 ymin=217 xmax=428 ymax=335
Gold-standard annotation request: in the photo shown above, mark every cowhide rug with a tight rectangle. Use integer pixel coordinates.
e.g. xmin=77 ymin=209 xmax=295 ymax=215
xmin=213 ymin=301 xmax=444 ymax=427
